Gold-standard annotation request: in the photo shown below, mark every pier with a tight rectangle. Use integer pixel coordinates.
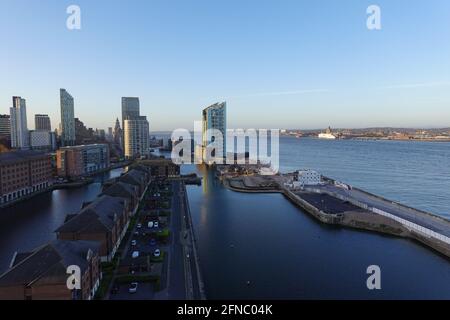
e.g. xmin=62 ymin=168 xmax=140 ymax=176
xmin=222 ymin=171 xmax=450 ymax=259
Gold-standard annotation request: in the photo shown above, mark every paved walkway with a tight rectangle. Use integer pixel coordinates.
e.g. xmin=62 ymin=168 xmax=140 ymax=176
xmin=320 ymin=184 xmax=450 ymax=237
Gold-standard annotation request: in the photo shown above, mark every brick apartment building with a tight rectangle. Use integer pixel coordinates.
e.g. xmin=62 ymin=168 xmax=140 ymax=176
xmin=138 ymin=159 xmax=180 ymax=178
xmin=0 ymin=150 xmax=52 ymax=205
xmin=0 ymin=240 xmax=101 ymax=300
xmin=102 ymin=181 xmax=140 ymax=216
xmin=55 ymin=195 xmax=128 ymax=262
xmin=56 ymin=144 xmax=110 ymax=178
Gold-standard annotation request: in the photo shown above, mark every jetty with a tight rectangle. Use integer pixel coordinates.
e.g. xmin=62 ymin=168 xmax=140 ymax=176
xmin=220 ymin=169 xmax=450 ymax=259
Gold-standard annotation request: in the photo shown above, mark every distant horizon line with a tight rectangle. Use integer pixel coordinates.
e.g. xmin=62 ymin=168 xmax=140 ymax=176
xmin=149 ymin=126 xmax=450 ymax=134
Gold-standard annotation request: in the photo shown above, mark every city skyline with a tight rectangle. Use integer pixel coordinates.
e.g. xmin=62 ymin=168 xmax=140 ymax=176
xmin=1 ymin=0 xmax=450 ymax=131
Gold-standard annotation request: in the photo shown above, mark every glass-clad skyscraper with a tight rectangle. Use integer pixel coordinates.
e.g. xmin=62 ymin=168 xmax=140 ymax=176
xmin=202 ymin=102 xmax=227 ymax=163
xmin=60 ymin=89 xmax=76 ymax=146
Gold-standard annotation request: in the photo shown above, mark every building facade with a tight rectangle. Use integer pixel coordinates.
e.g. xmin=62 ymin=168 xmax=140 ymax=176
xmin=56 ymin=144 xmax=110 ymax=177
xmin=10 ymin=97 xmax=29 ymax=149
xmin=121 ymin=97 xmax=140 ymax=124
xmin=123 ymin=116 xmax=150 ymax=159
xmin=202 ymin=102 xmax=227 ymax=163
xmin=29 ymin=130 xmax=56 ymax=151
xmin=34 ymin=114 xmax=51 ymax=131
xmin=56 ymin=195 xmax=128 ymax=262
xmin=0 ymin=151 xmax=53 ymax=205
xmin=60 ymin=89 xmax=76 ymax=146
xmin=0 ymin=115 xmax=11 ymax=137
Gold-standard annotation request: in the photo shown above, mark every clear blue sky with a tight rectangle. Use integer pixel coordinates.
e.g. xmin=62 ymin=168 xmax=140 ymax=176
xmin=1 ymin=0 xmax=450 ymax=131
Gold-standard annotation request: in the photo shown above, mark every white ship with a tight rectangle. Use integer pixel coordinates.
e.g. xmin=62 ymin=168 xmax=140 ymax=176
xmin=318 ymin=127 xmax=336 ymax=139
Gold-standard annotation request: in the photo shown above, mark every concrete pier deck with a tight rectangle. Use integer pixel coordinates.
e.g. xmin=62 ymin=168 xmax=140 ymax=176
xmin=313 ymin=184 xmax=450 ymax=238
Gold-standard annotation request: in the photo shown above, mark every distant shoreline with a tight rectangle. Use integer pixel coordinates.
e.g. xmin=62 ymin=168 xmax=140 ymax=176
xmin=282 ymin=136 xmax=450 ymax=143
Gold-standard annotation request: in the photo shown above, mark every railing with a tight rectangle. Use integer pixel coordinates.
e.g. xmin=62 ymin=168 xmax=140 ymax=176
xmin=306 ymin=187 xmax=450 ymax=245
xmin=372 ymin=207 xmax=450 ymax=245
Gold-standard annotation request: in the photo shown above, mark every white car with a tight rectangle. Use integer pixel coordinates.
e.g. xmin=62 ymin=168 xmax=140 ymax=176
xmin=154 ymin=221 xmax=159 ymax=228
xmin=137 ymin=223 xmax=142 ymax=229
xmin=153 ymin=249 xmax=161 ymax=257
xmin=148 ymin=221 xmax=154 ymax=228
xmin=129 ymin=282 xmax=138 ymax=293
xmin=132 ymin=251 xmax=139 ymax=258
xmin=131 ymin=240 xmax=137 ymax=246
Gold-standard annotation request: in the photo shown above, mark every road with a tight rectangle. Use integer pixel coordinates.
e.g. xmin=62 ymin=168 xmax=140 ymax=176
xmin=320 ymin=184 xmax=450 ymax=237
xmin=165 ymin=180 xmax=187 ymax=299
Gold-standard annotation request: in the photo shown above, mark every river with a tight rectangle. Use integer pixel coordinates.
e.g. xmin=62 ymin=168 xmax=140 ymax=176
xmin=184 ymin=137 xmax=450 ymax=299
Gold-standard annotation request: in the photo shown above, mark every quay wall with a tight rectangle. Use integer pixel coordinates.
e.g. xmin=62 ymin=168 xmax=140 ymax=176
xmin=309 ymin=187 xmax=450 ymax=246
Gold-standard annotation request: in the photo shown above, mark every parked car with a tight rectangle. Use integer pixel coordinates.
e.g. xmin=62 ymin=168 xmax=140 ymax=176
xmin=154 ymin=221 xmax=159 ymax=228
xmin=132 ymin=251 xmax=139 ymax=258
xmin=129 ymin=282 xmax=138 ymax=294
xmin=137 ymin=223 xmax=142 ymax=229
xmin=150 ymin=239 xmax=157 ymax=246
xmin=153 ymin=249 xmax=161 ymax=257
xmin=134 ymin=231 xmax=139 ymax=236
xmin=148 ymin=221 xmax=154 ymax=228
xmin=131 ymin=240 xmax=137 ymax=246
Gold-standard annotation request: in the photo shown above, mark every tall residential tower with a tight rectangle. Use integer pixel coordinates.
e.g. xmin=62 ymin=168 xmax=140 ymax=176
xmin=35 ymin=114 xmax=51 ymax=131
xmin=202 ymin=102 xmax=227 ymax=163
xmin=123 ymin=116 xmax=150 ymax=159
xmin=60 ymin=89 xmax=76 ymax=146
xmin=10 ymin=96 xmax=29 ymax=149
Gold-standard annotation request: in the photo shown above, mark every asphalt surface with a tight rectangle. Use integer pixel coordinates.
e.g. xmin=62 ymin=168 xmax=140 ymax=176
xmin=166 ymin=180 xmax=187 ymax=299
xmin=318 ymin=184 xmax=450 ymax=237
xmin=297 ymin=192 xmax=362 ymax=215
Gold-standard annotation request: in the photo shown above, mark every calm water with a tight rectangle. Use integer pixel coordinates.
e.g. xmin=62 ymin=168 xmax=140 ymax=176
xmin=0 ymin=168 xmax=124 ymax=272
xmin=0 ymin=138 xmax=449 ymax=299
xmin=184 ymin=137 xmax=450 ymax=299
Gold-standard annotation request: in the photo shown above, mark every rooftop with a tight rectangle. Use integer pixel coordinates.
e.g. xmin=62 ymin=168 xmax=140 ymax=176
xmin=0 ymin=150 xmax=49 ymax=164
xmin=0 ymin=240 xmax=100 ymax=287
xmin=55 ymin=195 xmax=126 ymax=234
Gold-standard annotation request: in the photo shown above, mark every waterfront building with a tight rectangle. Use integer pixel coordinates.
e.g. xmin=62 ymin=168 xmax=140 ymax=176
xmin=34 ymin=114 xmax=51 ymax=131
xmin=60 ymin=89 xmax=76 ymax=146
xmin=0 ymin=150 xmax=52 ymax=205
xmin=121 ymin=97 xmax=140 ymax=127
xmin=202 ymin=102 xmax=227 ymax=164
xmin=123 ymin=116 xmax=150 ymax=159
xmin=0 ymin=115 xmax=11 ymax=137
xmin=55 ymin=195 xmax=128 ymax=262
xmin=102 ymin=181 xmax=140 ymax=214
xmin=285 ymin=169 xmax=322 ymax=189
xmin=10 ymin=97 xmax=29 ymax=149
xmin=29 ymin=130 xmax=56 ymax=151
xmin=138 ymin=159 xmax=180 ymax=178
xmin=56 ymin=144 xmax=110 ymax=177
xmin=0 ymin=240 xmax=101 ymax=300
xmin=117 ymin=169 xmax=149 ymax=194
